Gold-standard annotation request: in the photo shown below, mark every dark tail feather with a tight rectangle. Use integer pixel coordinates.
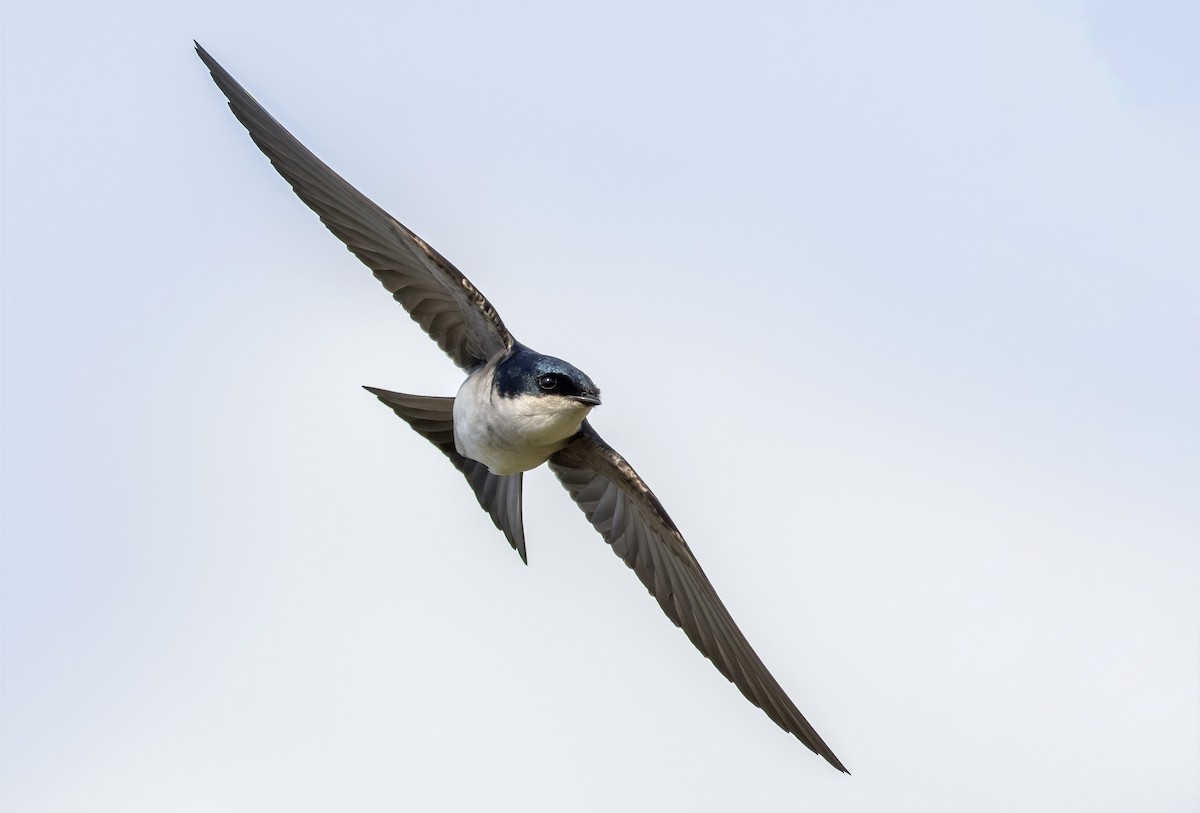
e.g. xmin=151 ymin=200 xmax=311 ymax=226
xmin=364 ymin=387 xmax=527 ymax=563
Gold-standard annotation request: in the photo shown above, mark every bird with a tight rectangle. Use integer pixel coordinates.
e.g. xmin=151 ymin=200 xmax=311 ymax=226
xmin=195 ymin=42 xmax=847 ymax=773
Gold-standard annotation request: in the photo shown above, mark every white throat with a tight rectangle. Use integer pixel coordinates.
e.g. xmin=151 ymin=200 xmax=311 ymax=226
xmin=453 ymin=365 xmax=593 ymax=475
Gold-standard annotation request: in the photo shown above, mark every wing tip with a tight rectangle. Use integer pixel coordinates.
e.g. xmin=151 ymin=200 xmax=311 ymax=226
xmin=802 ymin=734 xmax=849 ymax=774
xmin=194 ymin=40 xmax=214 ymax=66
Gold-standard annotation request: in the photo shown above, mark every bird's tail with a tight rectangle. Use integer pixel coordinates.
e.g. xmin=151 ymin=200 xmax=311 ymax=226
xmin=363 ymin=387 xmax=528 ymax=563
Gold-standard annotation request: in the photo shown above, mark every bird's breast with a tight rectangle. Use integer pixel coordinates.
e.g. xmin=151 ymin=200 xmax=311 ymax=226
xmin=453 ymin=367 xmax=592 ymax=475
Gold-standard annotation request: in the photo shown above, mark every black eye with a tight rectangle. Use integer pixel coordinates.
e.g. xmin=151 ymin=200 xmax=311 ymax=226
xmin=537 ymin=375 xmax=558 ymax=391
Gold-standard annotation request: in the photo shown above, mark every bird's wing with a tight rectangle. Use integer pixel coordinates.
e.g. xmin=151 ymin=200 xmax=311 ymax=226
xmin=364 ymin=388 xmax=527 ymax=563
xmin=196 ymin=43 xmax=512 ymax=371
xmin=548 ymin=423 xmax=847 ymax=772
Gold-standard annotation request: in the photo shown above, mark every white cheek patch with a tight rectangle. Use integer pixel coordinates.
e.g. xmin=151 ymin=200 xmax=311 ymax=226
xmin=453 ymin=371 xmax=592 ymax=475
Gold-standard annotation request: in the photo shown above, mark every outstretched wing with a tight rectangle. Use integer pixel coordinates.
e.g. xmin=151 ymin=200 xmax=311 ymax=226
xmin=364 ymin=388 xmax=527 ymax=562
xmin=196 ymin=43 xmax=513 ymax=371
xmin=549 ymin=423 xmax=847 ymax=772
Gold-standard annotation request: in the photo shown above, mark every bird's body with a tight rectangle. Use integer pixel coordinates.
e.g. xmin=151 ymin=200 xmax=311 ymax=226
xmin=196 ymin=42 xmax=847 ymax=773
xmin=453 ymin=346 xmax=599 ymax=475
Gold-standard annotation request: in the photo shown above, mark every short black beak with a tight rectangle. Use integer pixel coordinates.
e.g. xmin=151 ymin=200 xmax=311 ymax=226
xmin=572 ymin=394 xmax=602 ymax=407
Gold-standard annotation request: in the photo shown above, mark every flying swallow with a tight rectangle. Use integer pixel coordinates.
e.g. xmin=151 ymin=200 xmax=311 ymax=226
xmin=196 ymin=42 xmax=846 ymax=773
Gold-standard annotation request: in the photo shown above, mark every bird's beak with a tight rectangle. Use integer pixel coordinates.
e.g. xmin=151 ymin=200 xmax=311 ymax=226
xmin=572 ymin=394 xmax=602 ymax=407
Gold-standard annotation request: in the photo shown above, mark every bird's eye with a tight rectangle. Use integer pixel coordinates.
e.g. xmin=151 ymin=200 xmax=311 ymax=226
xmin=537 ymin=375 xmax=558 ymax=391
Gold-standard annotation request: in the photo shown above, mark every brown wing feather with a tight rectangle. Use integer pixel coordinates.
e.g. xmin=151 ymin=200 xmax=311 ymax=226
xmin=363 ymin=388 xmax=527 ymax=562
xmin=549 ymin=423 xmax=847 ymax=773
xmin=196 ymin=43 xmax=512 ymax=370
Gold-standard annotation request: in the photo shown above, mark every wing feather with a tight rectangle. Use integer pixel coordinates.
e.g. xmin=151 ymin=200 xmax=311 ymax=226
xmin=549 ymin=423 xmax=847 ymax=772
xmin=364 ymin=388 xmax=527 ymax=563
xmin=196 ymin=43 xmax=513 ymax=370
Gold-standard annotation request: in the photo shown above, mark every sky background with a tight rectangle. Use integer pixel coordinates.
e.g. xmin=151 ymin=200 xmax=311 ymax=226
xmin=5 ymin=1 xmax=1199 ymax=810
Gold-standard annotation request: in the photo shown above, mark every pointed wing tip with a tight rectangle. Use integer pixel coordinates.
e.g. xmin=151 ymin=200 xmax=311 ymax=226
xmin=551 ymin=427 xmax=851 ymax=773
xmin=194 ymin=41 xmax=213 ymax=65
xmin=784 ymin=720 xmax=847 ymax=773
xmin=826 ymin=754 xmax=850 ymax=774
xmin=194 ymin=42 xmax=235 ymax=92
xmin=809 ymin=741 xmax=849 ymax=774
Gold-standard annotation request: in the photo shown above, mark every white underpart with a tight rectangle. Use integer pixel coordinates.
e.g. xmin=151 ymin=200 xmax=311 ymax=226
xmin=453 ymin=365 xmax=594 ymax=475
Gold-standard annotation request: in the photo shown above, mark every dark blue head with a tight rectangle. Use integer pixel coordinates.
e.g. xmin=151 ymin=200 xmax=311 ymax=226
xmin=495 ymin=344 xmax=601 ymax=406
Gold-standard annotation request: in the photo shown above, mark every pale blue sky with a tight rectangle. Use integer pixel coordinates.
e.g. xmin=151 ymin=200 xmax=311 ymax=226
xmin=5 ymin=2 xmax=1198 ymax=811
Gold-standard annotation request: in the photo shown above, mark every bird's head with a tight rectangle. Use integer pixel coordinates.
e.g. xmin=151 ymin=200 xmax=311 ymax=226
xmin=495 ymin=345 xmax=602 ymax=409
